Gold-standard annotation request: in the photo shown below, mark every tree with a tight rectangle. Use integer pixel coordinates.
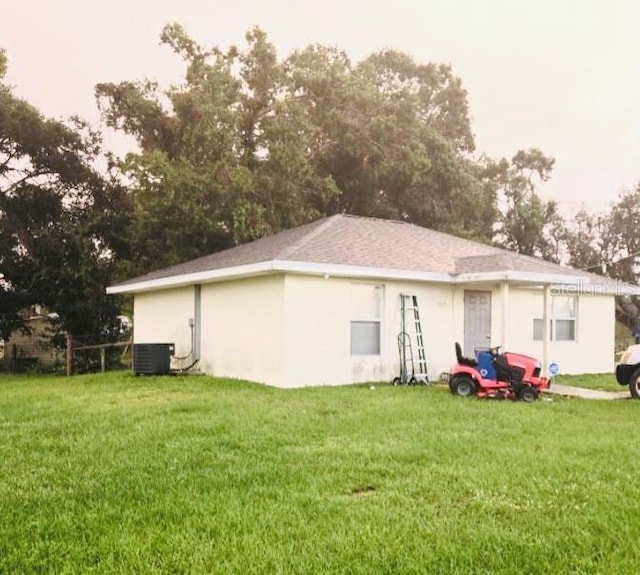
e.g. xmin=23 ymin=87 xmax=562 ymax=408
xmin=97 ymin=25 xmax=340 ymax=276
xmin=565 ymin=185 xmax=640 ymax=283
xmin=562 ymin=187 xmax=640 ymax=334
xmin=96 ymin=25 xmax=503 ymax=278
xmin=564 ymin=207 xmax=604 ymax=272
xmin=0 ymin=49 xmax=127 ymax=341
xmin=491 ymin=148 xmax=564 ymax=261
xmin=285 ymin=46 xmax=495 ymax=239
xmin=603 ymin=185 xmax=640 ymax=334
xmin=600 ymin=185 xmax=640 ymax=284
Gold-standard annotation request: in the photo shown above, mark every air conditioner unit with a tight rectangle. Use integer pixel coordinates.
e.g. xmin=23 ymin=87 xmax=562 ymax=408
xmin=133 ymin=343 xmax=175 ymax=375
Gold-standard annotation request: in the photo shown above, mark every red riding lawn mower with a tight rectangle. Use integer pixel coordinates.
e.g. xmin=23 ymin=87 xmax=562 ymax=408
xmin=449 ymin=343 xmax=549 ymax=401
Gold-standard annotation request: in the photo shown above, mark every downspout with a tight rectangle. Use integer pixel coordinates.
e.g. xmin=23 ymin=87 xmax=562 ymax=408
xmin=174 ymin=285 xmax=201 ymax=373
xmin=501 ymin=280 xmax=509 ymax=349
xmin=542 ymin=284 xmax=551 ymax=377
xmin=194 ymin=284 xmax=201 ymax=361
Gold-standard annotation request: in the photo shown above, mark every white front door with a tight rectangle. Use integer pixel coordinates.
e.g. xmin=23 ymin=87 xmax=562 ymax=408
xmin=464 ymin=290 xmax=492 ymax=357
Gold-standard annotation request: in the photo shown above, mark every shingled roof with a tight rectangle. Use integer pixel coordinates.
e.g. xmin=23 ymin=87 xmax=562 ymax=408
xmin=108 ymin=214 xmax=634 ymax=294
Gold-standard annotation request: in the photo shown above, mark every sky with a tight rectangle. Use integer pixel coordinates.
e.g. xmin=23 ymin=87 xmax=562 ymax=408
xmin=2 ymin=0 xmax=639 ymax=215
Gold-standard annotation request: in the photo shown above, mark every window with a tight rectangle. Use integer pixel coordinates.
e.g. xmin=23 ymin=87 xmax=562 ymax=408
xmin=351 ymin=284 xmax=382 ymax=355
xmin=533 ymin=295 xmax=577 ymax=341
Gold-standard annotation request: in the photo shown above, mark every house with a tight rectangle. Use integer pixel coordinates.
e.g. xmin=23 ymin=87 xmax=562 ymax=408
xmin=2 ymin=312 xmax=62 ymax=370
xmin=107 ymin=215 xmax=640 ymax=387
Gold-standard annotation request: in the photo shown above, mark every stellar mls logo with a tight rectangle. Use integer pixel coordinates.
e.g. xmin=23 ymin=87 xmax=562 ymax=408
xmin=551 ymin=280 xmax=638 ymax=296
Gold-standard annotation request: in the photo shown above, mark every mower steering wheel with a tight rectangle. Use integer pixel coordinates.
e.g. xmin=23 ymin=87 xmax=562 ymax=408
xmin=490 ymin=345 xmax=502 ymax=355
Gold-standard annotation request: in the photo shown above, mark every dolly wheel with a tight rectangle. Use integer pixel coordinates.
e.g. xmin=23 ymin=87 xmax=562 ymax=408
xmin=518 ymin=386 xmax=538 ymax=402
xmin=450 ymin=375 xmax=476 ymax=397
xmin=629 ymin=368 xmax=640 ymax=399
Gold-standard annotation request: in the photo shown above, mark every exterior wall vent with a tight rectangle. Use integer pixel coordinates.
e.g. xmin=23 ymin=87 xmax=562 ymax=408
xmin=133 ymin=343 xmax=175 ymax=375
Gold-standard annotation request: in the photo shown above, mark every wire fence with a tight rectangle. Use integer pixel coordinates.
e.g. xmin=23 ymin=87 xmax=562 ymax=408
xmin=2 ymin=332 xmax=638 ymax=374
xmin=69 ymin=335 xmax=133 ymax=375
xmin=0 ymin=340 xmax=64 ymax=373
xmin=1 ymin=331 xmax=132 ymax=374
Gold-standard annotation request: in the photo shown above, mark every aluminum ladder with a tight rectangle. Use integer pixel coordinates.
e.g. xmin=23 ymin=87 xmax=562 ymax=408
xmin=399 ymin=294 xmax=429 ymax=384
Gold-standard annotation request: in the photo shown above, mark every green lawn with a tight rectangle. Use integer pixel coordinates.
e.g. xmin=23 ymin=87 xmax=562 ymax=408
xmin=1 ymin=373 xmax=639 ymax=574
xmin=553 ymin=372 xmax=624 ymax=392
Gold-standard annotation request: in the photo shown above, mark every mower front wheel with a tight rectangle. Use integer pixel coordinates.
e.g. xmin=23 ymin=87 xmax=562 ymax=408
xmin=518 ymin=386 xmax=539 ymax=402
xmin=450 ymin=375 xmax=477 ymax=397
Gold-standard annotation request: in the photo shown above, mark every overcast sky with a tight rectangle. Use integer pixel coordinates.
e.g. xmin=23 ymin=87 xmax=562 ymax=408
xmin=2 ymin=0 xmax=639 ymax=215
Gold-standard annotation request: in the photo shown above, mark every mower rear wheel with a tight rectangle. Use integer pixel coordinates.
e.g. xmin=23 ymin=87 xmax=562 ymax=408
xmin=518 ymin=386 xmax=539 ymax=402
xmin=629 ymin=368 xmax=640 ymax=399
xmin=450 ymin=375 xmax=477 ymax=397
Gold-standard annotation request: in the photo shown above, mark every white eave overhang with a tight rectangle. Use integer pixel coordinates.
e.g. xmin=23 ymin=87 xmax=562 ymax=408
xmin=106 ymin=260 xmax=453 ymax=294
xmin=455 ymin=270 xmax=640 ymax=295
xmin=107 ymin=260 xmax=640 ymax=296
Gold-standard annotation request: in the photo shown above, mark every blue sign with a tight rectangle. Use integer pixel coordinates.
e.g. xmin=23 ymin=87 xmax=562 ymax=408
xmin=549 ymin=362 xmax=560 ymax=376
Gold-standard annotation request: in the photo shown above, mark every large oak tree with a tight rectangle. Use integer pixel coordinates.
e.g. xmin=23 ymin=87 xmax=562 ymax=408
xmin=96 ymin=25 xmax=501 ymax=277
xmin=0 ymin=49 xmax=127 ymax=341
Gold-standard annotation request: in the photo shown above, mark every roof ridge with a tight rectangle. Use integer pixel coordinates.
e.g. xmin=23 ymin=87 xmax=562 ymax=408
xmin=339 ymin=213 xmax=408 ymax=225
xmin=277 ymin=214 xmax=342 ymax=260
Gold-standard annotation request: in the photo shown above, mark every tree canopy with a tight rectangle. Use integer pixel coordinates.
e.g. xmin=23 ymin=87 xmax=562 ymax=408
xmin=2 ymin=25 xmax=639 ymax=348
xmin=0 ymin=50 xmax=128 ymax=340
xmin=95 ymin=25 xmax=503 ymax=277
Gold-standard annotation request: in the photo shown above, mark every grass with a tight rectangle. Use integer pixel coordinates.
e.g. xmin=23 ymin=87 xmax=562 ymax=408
xmin=1 ymin=373 xmax=640 ymax=574
xmin=553 ymin=372 xmax=624 ymax=392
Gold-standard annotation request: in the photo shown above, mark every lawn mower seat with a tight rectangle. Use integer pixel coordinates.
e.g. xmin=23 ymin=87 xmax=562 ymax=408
xmin=455 ymin=342 xmax=478 ymax=367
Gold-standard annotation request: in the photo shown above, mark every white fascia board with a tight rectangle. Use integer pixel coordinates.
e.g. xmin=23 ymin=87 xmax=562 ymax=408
xmin=455 ymin=270 xmax=640 ymax=295
xmin=456 ymin=270 xmax=584 ymax=284
xmin=107 ymin=259 xmax=640 ymax=296
xmin=106 ymin=260 xmax=453 ymax=294
xmin=106 ymin=261 xmax=276 ymax=294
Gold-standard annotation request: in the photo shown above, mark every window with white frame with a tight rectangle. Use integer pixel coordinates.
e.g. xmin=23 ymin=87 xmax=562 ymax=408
xmin=350 ymin=284 xmax=382 ymax=355
xmin=533 ymin=295 xmax=577 ymax=341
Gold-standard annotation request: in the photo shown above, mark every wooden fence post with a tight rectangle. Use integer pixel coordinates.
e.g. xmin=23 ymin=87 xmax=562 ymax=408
xmin=68 ymin=340 xmax=132 ymax=375
xmin=66 ymin=334 xmax=73 ymax=376
xmin=10 ymin=344 xmax=17 ymax=373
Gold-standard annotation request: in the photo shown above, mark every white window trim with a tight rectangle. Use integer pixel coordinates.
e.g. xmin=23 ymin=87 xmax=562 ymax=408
xmin=350 ymin=283 xmax=383 ymax=356
xmin=533 ymin=296 xmax=578 ymax=342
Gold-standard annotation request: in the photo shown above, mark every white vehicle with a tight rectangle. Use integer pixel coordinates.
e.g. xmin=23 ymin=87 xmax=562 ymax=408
xmin=616 ymin=344 xmax=640 ymax=398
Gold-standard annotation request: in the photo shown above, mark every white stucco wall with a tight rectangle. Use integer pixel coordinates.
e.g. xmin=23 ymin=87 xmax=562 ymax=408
xmin=199 ymin=275 xmax=285 ymax=386
xmin=282 ymin=275 xmax=350 ymax=387
xmin=133 ymin=275 xmax=616 ymax=386
xmin=283 ymin=275 xmax=456 ymax=387
xmin=133 ymin=286 xmax=195 ymax=370
xmin=504 ymin=288 xmax=615 ymax=375
xmin=388 ymin=280 xmax=458 ymax=382
xmin=449 ymin=284 xmax=615 ymax=374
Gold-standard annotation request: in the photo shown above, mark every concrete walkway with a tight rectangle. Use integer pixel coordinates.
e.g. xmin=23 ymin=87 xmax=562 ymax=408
xmin=545 ymin=383 xmax=631 ymax=400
